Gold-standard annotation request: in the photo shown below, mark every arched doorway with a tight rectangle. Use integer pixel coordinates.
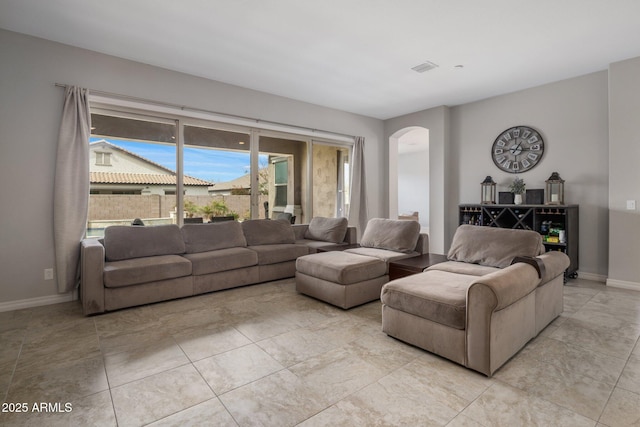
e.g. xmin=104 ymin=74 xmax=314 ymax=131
xmin=389 ymin=127 xmax=429 ymax=233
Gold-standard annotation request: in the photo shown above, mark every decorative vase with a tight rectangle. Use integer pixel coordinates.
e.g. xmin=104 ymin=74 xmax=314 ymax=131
xmin=514 ymin=194 xmax=523 ymax=205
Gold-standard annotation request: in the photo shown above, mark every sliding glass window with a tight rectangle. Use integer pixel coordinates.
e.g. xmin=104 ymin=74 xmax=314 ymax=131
xmin=86 ymin=105 xmax=352 ymax=236
xmin=88 ymin=112 xmax=178 ymax=237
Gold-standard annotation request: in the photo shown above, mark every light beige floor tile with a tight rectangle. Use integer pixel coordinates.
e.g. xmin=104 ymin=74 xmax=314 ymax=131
xmin=495 ymin=354 xmax=613 ymax=420
xmin=599 ymin=387 xmax=640 ymax=426
xmin=6 ymin=355 xmax=108 ymax=404
xmin=147 ymin=397 xmax=237 ymax=427
xmin=382 ymin=356 xmax=492 ymax=412
xmin=194 ymin=343 xmax=283 ymax=394
xmin=289 ymin=346 xmax=387 ymax=406
xmin=14 ymin=325 xmax=101 ymax=378
xmin=175 ymin=324 xmax=252 ymax=362
xmin=233 ymin=310 xmax=302 ymax=341
xmin=111 ymin=364 xmax=214 ymax=427
xmin=220 ymin=369 xmax=325 ymax=427
xmin=0 ymin=328 xmax=24 ymax=366
xmin=0 ymin=389 xmax=117 ymax=427
xmin=104 ymin=336 xmax=190 ymax=387
xmin=25 ymin=300 xmax=85 ymax=330
xmin=0 ymin=308 xmax=32 ymax=333
xmin=462 ymin=382 xmax=595 ymax=426
xmin=445 ymin=414 xmax=486 ymax=427
xmin=618 ymin=354 xmax=640 ymax=395
xmin=551 ymin=317 xmax=637 ymax=359
xmin=257 ymin=327 xmax=336 ymax=367
xmin=516 ymin=336 xmax=627 ymax=385
xmin=308 ymin=316 xmax=378 ymax=347
xmin=94 ymin=305 xmax=161 ymax=338
xmin=301 ymin=379 xmax=459 ymax=426
xmin=571 ymin=305 xmax=640 ymax=341
xmin=99 ymin=327 xmax=171 ymax=357
xmin=343 ymin=332 xmax=421 ymax=373
xmin=156 ymin=305 xmax=229 ymax=334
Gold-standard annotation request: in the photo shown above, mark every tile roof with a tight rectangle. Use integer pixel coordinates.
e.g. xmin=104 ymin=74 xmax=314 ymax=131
xmin=90 ymin=172 xmax=212 ymax=186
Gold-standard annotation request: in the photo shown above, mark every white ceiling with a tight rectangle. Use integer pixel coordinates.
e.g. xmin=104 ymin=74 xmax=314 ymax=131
xmin=2 ymin=0 xmax=640 ymax=119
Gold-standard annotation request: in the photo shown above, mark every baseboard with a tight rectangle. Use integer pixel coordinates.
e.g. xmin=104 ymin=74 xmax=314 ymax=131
xmin=576 ymin=271 xmax=607 ymax=283
xmin=0 ymin=291 xmax=78 ymax=313
xmin=606 ymin=278 xmax=640 ymax=292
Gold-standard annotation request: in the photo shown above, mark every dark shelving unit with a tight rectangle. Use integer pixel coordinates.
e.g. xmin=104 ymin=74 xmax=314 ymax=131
xmin=458 ymin=204 xmax=579 ymax=278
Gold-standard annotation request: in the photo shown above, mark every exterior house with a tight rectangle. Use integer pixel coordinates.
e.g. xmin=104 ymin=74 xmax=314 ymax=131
xmin=89 ymin=140 xmax=212 ymax=195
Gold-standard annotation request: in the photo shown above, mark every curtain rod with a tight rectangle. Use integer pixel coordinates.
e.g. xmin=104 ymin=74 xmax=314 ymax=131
xmin=55 ymin=83 xmax=356 ymax=141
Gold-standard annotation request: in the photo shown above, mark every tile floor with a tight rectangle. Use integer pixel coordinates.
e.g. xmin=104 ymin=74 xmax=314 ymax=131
xmin=0 ymin=278 xmax=639 ymax=426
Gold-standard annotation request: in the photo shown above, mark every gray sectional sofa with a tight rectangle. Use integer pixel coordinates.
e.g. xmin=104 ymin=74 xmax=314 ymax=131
xmin=80 ymin=217 xmax=354 ymax=315
xmin=381 ymin=225 xmax=570 ymax=376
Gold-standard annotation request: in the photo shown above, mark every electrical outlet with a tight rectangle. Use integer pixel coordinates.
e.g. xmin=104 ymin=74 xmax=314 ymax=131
xmin=627 ymin=200 xmax=636 ymax=210
xmin=44 ymin=268 xmax=54 ymax=280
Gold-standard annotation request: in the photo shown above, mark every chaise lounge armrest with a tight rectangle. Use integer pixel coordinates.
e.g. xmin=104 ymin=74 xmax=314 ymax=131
xmin=466 ymin=262 xmax=541 ymax=376
xmin=80 ymin=238 xmax=105 ymax=315
xmin=511 ymin=256 xmax=545 ymax=279
xmin=535 ymin=251 xmax=570 ymax=285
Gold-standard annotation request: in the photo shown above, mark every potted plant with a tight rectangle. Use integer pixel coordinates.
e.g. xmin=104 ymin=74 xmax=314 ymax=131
xmin=509 ymin=177 xmax=526 ymax=205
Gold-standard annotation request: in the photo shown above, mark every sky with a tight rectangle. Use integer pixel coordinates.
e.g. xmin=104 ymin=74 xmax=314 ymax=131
xmin=91 ymin=138 xmax=267 ymax=183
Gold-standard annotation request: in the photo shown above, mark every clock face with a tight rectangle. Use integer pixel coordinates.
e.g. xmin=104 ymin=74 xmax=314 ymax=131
xmin=491 ymin=126 xmax=544 ymax=173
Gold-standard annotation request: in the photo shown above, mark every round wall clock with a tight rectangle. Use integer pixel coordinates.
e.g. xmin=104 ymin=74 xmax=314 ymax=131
xmin=491 ymin=125 xmax=544 ymax=173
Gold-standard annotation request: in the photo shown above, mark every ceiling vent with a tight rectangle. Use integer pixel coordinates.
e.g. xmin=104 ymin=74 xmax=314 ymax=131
xmin=411 ymin=61 xmax=439 ymax=73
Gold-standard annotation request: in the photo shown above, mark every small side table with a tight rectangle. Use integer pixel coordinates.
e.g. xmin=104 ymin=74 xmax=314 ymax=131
xmin=388 ymin=253 xmax=449 ymax=281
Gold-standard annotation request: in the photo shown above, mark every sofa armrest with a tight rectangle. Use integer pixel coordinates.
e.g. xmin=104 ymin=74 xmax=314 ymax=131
xmin=414 ymin=233 xmax=429 ymax=254
xmin=344 ymin=226 xmax=357 ymax=244
xmin=536 ymin=251 xmax=570 ymax=285
xmin=81 ymin=238 xmax=105 ymax=315
xmin=466 ymin=263 xmax=540 ymax=375
xmin=292 ymin=224 xmax=309 ymax=241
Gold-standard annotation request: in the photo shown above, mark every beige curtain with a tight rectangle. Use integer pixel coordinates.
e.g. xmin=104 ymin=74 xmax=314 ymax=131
xmin=348 ymin=136 xmax=368 ymax=238
xmin=53 ymin=86 xmax=91 ymax=293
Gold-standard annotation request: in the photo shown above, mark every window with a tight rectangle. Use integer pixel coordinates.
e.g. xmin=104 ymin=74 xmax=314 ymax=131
xmin=273 ymin=157 xmax=288 ymax=207
xmin=95 ymin=152 xmax=111 ymax=166
xmin=86 ymin=101 xmax=353 ymax=236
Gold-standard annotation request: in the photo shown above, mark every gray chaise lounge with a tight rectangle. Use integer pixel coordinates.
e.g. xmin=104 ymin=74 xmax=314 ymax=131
xmin=381 ymin=225 xmax=569 ymax=376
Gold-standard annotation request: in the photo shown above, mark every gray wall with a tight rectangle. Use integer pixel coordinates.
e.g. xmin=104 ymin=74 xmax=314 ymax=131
xmin=608 ymin=56 xmax=640 ymax=288
xmin=0 ymin=29 xmax=384 ymax=306
xmin=387 ymin=71 xmax=610 ymax=279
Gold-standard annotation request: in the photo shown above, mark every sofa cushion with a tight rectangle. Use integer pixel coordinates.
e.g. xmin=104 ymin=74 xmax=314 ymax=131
xmin=242 ymin=219 xmax=295 ymax=245
xmin=427 ymin=261 xmax=500 ymax=277
xmin=182 ymin=247 xmax=257 ymax=275
xmin=103 ymin=255 xmax=192 ymax=288
xmin=296 ymin=252 xmax=386 ymax=285
xmin=250 ymin=244 xmax=309 ymax=265
xmin=345 ymin=247 xmax=418 ymax=264
xmin=360 ymin=218 xmax=420 ymax=253
xmin=104 ymin=225 xmax=185 ymax=261
xmin=181 ymin=221 xmax=247 ymax=254
xmin=447 ymin=225 xmax=545 ymax=269
xmin=304 ymin=217 xmax=348 ymax=243
xmin=382 ymin=270 xmax=476 ymax=330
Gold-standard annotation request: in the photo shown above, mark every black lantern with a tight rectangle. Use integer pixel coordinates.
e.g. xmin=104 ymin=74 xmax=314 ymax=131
xmin=481 ymin=176 xmax=496 ymax=204
xmin=545 ymin=172 xmax=565 ymax=205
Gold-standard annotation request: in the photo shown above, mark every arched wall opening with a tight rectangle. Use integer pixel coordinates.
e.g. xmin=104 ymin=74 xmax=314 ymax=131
xmin=389 ymin=127 xmax=430 ymax=233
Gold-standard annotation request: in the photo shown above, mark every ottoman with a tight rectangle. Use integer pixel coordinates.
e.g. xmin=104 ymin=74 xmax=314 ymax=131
xmin=295 ymin=251 xmax=388 ymax=309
